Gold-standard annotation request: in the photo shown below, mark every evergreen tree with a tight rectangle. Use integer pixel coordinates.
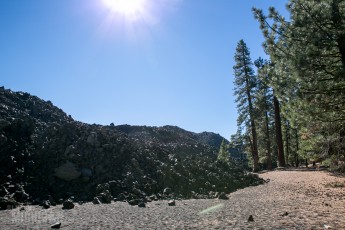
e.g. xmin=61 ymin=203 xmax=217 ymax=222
xmin=233 ymin=40 xmax=259 ymax=172
xmin=253 ymin=0 xmax=345 ymax=123
xmin=284 ymin=118 xmax=291 ymax=165
xmin=254 ymin=58 xmax=273 ymax=170
xmin=273 ymin=95 xmax=286 ymax=167
xmin=226 ymin=132 xmax=249 ymax=169
xmin=253 ymin=0 xmax=345 ymax=168
xmin=282 ymin=118 xmax=300 ymax=166
xmin=217 ymin=139 xmax=229 ymax=163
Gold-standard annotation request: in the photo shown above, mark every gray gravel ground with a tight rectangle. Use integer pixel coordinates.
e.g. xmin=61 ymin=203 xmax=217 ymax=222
xmin=1 ymin=170 xmax=345 ymax=229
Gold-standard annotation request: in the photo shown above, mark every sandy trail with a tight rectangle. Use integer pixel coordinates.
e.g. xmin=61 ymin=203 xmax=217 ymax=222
xmin=1 ymin=169 xmax=345 ymax=229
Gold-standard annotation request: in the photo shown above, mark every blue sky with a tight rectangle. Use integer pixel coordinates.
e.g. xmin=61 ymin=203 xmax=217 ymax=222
xmin=0 ymin=0 xmax=288 ymax=139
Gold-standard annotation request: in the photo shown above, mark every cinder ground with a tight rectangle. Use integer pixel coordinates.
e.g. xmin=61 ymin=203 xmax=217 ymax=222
xmin=1 ymin=169 xmax=345 ymax=229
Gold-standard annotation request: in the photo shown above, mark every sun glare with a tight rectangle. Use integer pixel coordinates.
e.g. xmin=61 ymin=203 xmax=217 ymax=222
xmin=103 ymin=0 xmax=147 ymax=21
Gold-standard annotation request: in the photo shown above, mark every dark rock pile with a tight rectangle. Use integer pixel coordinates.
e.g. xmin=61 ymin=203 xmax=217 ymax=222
xmin=0 ymin=87 xmax=263 ymax=209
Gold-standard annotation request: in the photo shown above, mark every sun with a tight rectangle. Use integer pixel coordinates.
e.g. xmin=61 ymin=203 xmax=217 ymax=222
xmin=102 ymin=0 xmax=147 ymax=21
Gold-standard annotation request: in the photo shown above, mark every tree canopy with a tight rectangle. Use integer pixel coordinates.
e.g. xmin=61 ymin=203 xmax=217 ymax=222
xmin=231 ymin=1 xmax=345 ymax=171
xmin=245 ymin=0 xmax=345 ymax=171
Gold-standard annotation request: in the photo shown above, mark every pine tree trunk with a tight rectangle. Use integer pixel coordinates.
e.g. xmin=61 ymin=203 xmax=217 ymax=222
xmin=250 ymin=116 xmax=259 ymax=172
xmin=246 ymin=93 xmax=259 ymax=172
xmin=295 ymin=129 xmax=299 ymax=167
xmin=273 ymin=96 xmax=286 ymax=167
xmin=285 ymin=120 xmax=290 ymax=166
xmin=240 ymin=42 xmax=259 ymax=172
xmin=337 ymin=36 xmax=345 ymax=72
xmin=332 ymin=0 xmax=345 ymax=73
xmin=265 ymin=111 xmax=272 ymax=170
xmin=245 ymin=80 xmax=259 ymax=172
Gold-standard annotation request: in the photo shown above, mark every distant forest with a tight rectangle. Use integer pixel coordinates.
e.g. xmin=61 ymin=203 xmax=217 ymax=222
xmin=229 ymin=0 xmax=345 ymax=172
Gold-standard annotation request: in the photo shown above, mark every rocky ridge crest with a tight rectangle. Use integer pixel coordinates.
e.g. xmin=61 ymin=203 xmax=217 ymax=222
xmin=0 ymin=87 xmax=262 ymax=209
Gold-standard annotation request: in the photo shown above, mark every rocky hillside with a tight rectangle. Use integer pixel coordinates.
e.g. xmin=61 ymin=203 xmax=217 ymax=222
xmin=0 ymin=87 xmax=263 ymax=209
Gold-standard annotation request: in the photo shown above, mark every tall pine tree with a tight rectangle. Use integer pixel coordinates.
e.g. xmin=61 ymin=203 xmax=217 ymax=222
xmin=253 ymin=0 xmax=345 ymax=168
xmin=253 ymin=0 xmax=345 ymax=123
xmin=233 ymin=40 xmax=259 ymax=172
xmin=217 ymin=139 xmax=229 ymax=163
xmin=254 ymin=58 xmax=274 ymax=170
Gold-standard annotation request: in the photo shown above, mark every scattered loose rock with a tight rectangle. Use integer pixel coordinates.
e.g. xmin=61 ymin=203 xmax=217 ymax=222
xmin=13 ymin=189 xmax=29 ymax=202
xmin=163 ymin=187 xmax=172 ymax=195
xmin=248 ymin=215 xmax=254 ymax=222
xmin=128 ymin=199 xmax=139 ymax=206
xmin=282 ymin=211 xmax=289 ymax=216
xmin=0 ymin=196 xmax=18 ymax=210
xmin=50 ymin=222 xmax=61 ymax=229
xmin=42 ymin=200 xmax=51 ymax=209
xmin=98 ymin=190 xmax=112 ymax=204
xmin=150 ymin=195 xmax=158 ymax=201
xmin=62 ymin=199 xmax=74 ymax=209
xmin=218 ymin=192 xmax=229 ymax=200
xmin=168 ymin=200 xmax=176 ymax=206
xmin=138 ymin=202 xmax=146 ymax=208
xmin=92 ymin=197 xmax=101 ymax=205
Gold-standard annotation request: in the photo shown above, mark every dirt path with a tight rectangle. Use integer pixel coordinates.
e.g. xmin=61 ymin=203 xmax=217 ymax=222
xmin=1 ymin=170 xmax=345 ymax=229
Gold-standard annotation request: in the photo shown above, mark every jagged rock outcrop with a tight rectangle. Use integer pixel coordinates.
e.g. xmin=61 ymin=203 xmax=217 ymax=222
xmin=0 ymin=86 xmax=263 ymax=209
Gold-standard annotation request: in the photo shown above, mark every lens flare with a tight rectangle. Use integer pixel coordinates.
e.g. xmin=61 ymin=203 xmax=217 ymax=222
xmin=199 ymin=204 xmax=224 ymax=215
